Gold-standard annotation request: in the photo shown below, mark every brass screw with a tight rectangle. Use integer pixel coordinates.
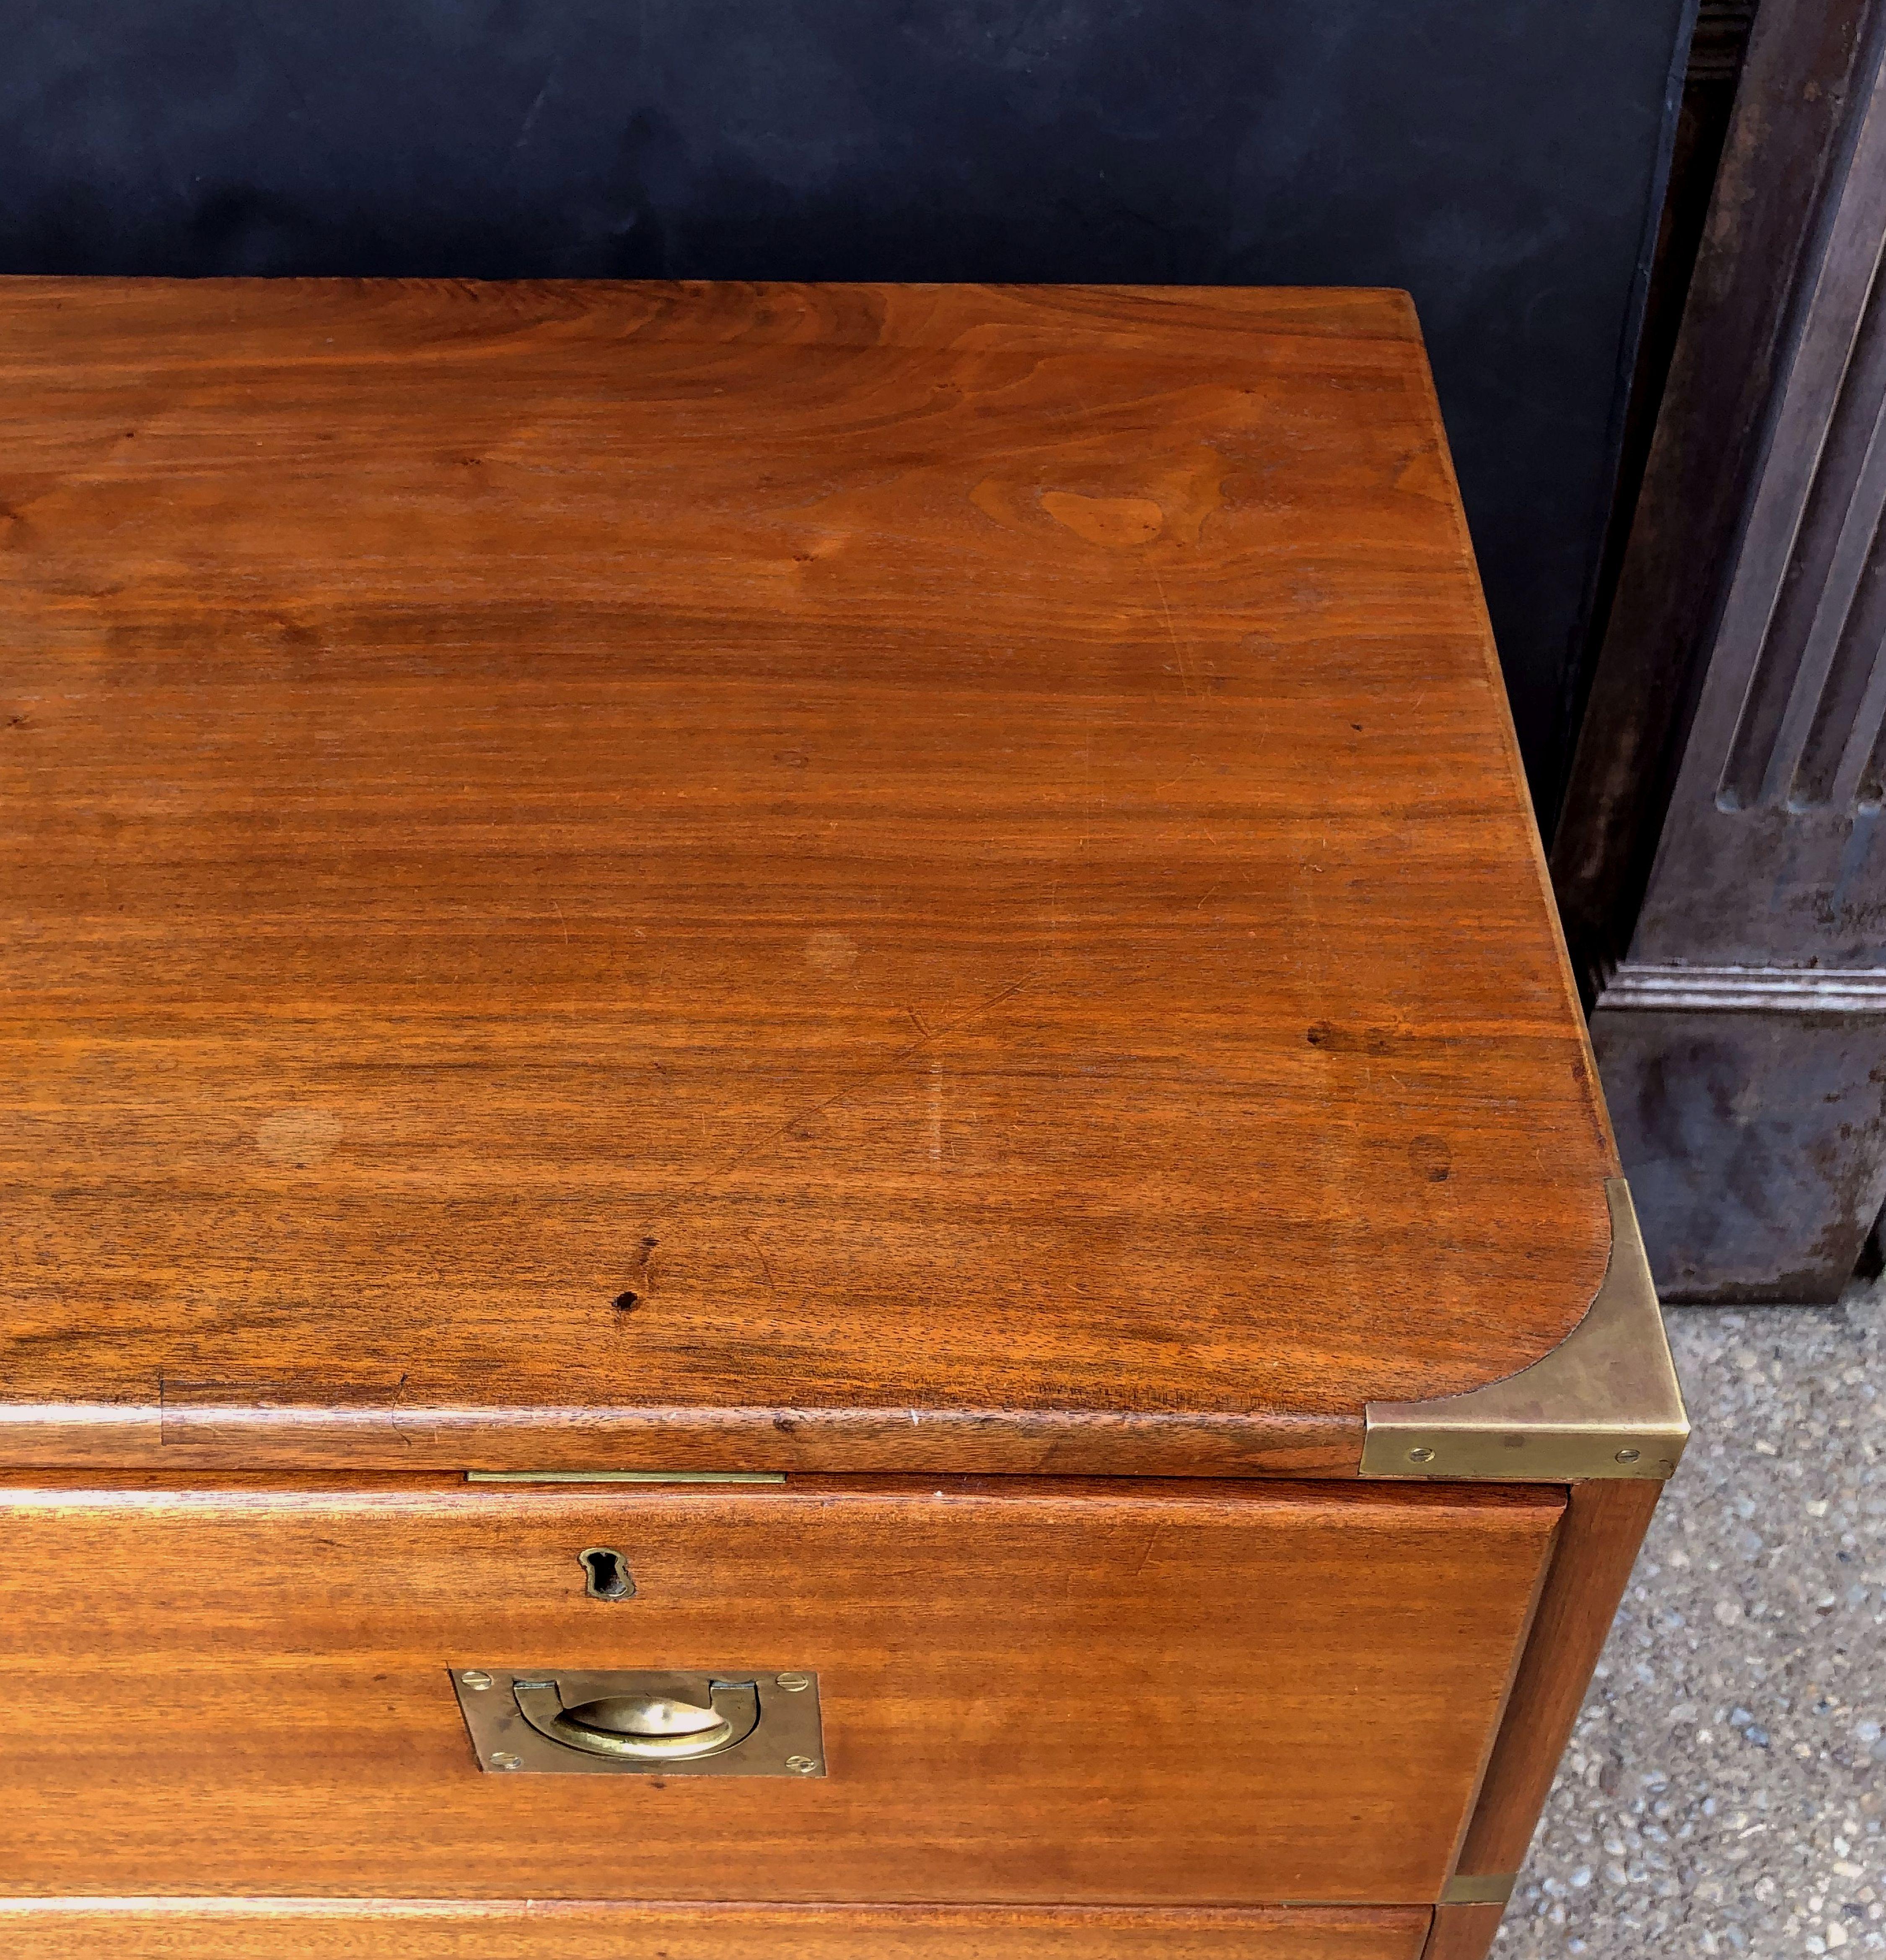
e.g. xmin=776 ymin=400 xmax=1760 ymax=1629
xmin=489 ymin=1751 xmax=523 ymax=1771
xmin=460 ymin=1671 xmax=494 ymax=1690
xmin=1615 ymin=1447 xmax=1641 ymax=1464
xmin=775 ymin=1672 xmax=812 ymax=1692
xmin=785 ymin=1755 xmax=818 ymax=1775
xmin=1407 ymin=1446 xmax=1436 ymax=1464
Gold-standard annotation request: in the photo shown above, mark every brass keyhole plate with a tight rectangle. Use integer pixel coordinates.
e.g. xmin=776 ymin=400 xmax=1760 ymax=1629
xmin=449 ymin=1666 xmax=825 ymax=1778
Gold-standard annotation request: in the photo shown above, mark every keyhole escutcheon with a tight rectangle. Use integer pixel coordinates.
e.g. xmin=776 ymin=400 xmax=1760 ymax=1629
xmin=578 ymin=1546 xmax=635 ymax=1601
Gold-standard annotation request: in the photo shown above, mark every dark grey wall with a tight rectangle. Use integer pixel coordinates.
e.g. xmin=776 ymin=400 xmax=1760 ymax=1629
xmin=1 ymin=0 xmax=1692 ymax=814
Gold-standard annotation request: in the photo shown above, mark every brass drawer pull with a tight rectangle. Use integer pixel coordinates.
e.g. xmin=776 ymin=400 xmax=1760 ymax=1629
xmin=512 ymin=1678 xmax=758 ymax=1760
xmin=450 ymin=1667 xmax=825 ymax=1777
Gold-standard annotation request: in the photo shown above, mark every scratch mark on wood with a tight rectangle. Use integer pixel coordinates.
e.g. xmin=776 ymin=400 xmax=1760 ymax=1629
xmin=741 ymin=1229 xmax=780 ymax=1294
xmin=1133 ymin=1522 xmax=1167 ymax=1578
xmin=388 ymin=1371 xmax=413 ymax=1446
xmin=1153 ymin=566 xmax=1204 ymax=699
xmin=645 ymin=969 xmax=1040 ymax=1230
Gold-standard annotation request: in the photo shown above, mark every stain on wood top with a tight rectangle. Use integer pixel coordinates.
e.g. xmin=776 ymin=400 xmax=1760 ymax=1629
xmin=0 ymin=279 xmax=1616 ymax=1473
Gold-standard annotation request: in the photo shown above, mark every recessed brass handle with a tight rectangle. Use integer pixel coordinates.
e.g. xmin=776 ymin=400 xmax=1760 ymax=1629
xmin=452 ymin=1667 xmax=823 ymax=1777
xmin=512 ymin=1677 xmax=760 ymax=1760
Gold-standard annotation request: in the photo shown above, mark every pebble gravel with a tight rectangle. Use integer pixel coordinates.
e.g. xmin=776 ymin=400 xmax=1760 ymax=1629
xmin=1499 ymin=1276 xmax=1886 ymax=1955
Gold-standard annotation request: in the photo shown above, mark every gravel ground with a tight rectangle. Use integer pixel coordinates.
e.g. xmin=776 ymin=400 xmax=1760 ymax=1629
xmin=1499 ymin=1276 xmax=1886 ymax=1956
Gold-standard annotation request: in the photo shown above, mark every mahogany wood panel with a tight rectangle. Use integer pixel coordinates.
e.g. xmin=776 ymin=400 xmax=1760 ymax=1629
xmin=1453 ymin=1478 xmax=1660 ymax=1880
xmin=0 ymin=278 xmax=1615 ymax=1475
xmin=0 ymin=1902 xmax=1433 ymax=1960
xmin=1419 ymin=1903 xmax=1505 ymax=1960
xmin=0 ymin=1475 xmax=1560 ymax=1903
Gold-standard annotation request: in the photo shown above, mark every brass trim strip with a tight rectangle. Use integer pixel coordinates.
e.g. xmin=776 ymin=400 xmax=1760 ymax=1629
xmin=466 ymin=1471 xmax=787 ymax=1486
xmin=1440 ymin=1872 xmax=1517 ymax=1906
xmin=1361 ymin=1178 xmax=1689 ymax=1482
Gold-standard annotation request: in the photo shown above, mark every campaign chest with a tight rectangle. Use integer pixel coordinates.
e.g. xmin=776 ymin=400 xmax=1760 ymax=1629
xmin=0 ymin=279 xmax=1685 ymax=1960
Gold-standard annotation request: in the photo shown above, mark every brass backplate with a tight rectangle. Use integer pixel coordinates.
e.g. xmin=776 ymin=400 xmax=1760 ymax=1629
xmin=451 ymin=1667 xmax=825 ymax=1777
xmin=1362 ymin=1177 xmax=1689 ymax=1483
xmin=1441 ymin=1872 xmax=1517 ymax=1905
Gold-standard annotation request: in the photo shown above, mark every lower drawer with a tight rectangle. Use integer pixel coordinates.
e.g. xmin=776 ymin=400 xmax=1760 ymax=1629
xmin=1 ymin=1475 xmax=1558 ymax=1905
xmin=0 ymin=1902 xmax=1433 ymax=1959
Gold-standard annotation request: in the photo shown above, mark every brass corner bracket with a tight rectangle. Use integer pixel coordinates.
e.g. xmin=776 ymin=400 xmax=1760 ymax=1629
xmin=1361 ymin=1177 xmax=1689 ymax=1483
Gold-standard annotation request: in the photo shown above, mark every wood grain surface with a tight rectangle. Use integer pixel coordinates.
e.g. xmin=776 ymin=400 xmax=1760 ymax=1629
xmin=0 ymin=1475 xmax=1560 ymax=1903
xmin=1452 ymin=1478 xmax=1661 ymax=1880
xmin=0 ymin=1901 xmax=1433 ymax=1960
xmin=1419 ymin=1902 xmax=1506 ymax=1960
xmin=0 ymin=278 xmax=1616 ymax=1473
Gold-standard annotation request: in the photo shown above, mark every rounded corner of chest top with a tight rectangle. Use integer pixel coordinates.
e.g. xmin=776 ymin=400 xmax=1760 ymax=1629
xmin=1359 ymin=1176 xmax=1689 ymax=1484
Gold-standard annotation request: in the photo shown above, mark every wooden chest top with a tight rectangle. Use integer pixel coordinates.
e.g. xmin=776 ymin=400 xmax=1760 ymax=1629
xmin=0 ymin=278 xmax=1615 ymax=1475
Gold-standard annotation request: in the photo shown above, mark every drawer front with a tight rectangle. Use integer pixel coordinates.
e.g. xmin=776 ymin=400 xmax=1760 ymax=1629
xmin=0 ymin=1897 xmax=1427 ymax=1960
xmin=2 ymin=1477 xmax=1559 ymax=1904
xmin=0 ymin=1903 xmax=1433 ymax=1960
